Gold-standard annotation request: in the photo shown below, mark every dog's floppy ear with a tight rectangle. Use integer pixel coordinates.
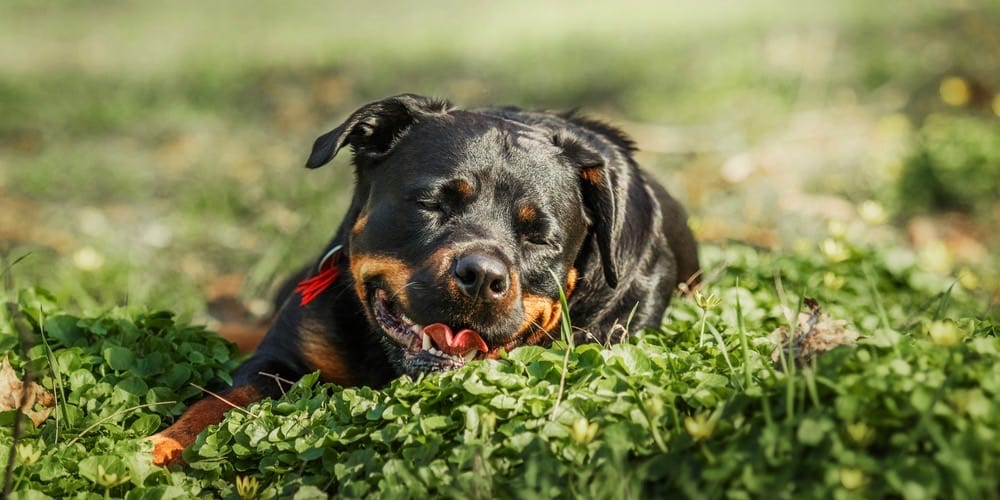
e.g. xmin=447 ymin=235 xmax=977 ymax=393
xmin=306 ymin=94 xmax=452 ymax=168
xmin=556 ymin=132 xmax=622 ymax=288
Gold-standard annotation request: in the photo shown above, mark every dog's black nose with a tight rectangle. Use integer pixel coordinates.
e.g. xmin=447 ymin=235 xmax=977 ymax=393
xmin=453 ymin=254 xmax=511 ymax=302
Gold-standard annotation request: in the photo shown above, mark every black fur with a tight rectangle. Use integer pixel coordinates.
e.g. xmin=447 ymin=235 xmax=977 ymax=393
xmin=152 ymin=94 xmax=698 ymax=463
xmin=244 ymin=93 xmax=699 ymax=385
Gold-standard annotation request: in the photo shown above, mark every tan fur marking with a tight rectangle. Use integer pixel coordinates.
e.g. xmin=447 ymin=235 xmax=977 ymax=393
xmin=565 ymin=268 xmax=578 ymax=296
xmin=518 ymin=293 xmax=563 ymax=341
xmin=453 ymin=179 xmax=475 ymax=197
xmin=512 ymin=269 xmax=578 ymax=349
xmin=150 ymin=385 xmax=262 ymax=466
xmin=298 ymin=319 xmax=354 ymax=386
xmin=581 ymin=166 xmax=603 ymax=187
xmin=423 ymin=246 xmax=456 ymax=280
xmin=518 ymin=204 xmax=538 ymax=224
xmin=350 ymin=253 xmax=414 ymax=310
xmin=351 ymin=214 xmax=368 ymax=236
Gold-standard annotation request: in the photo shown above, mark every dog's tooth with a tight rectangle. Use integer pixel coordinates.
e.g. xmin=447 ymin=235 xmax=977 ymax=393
xmin=463 ymin=350 xmax=478 ymax=362
xmin=422 ymin=332 xmax=432 ymax=350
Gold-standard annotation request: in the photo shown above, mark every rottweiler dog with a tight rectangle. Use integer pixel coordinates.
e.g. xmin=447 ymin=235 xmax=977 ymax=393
xmin=150 ymin=94 xmax=698 ymax=465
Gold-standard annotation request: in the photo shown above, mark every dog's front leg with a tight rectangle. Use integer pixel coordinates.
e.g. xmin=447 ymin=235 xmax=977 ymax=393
xmin=148 ymin=385 xmax=264 ymax=466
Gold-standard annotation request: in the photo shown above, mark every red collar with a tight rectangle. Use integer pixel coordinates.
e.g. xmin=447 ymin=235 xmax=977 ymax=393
xmin=294 ymin=245 xmax=343 ymax=306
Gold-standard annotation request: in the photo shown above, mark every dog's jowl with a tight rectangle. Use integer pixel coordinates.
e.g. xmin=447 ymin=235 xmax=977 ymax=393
xmin=150 ymin=94 xmax=699 ymax=465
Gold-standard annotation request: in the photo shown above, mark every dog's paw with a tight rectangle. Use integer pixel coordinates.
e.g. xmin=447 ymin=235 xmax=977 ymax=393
xmin=148 ymin=432 xmax=186 ymax=467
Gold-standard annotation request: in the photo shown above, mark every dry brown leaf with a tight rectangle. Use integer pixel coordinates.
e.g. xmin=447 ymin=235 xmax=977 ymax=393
xmin=0 ymin=354 xmax=55 ymax=427
xmin=770 ymin=297 xmax=859 ymax=369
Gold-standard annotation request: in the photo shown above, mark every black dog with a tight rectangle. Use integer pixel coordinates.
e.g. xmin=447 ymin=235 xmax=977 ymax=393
xmin=151 ymin=94 xmax=698 ymax=465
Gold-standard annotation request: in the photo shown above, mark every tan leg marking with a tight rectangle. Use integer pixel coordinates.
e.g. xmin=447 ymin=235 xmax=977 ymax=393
xmin=149 ymin=385 xmax=262 ymax=466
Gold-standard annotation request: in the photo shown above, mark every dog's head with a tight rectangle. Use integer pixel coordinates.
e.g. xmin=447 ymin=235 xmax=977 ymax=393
xmin=306 ymin=94 xmax=624 ymax=377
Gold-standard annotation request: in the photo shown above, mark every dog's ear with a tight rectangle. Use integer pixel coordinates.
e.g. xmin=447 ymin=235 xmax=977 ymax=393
xmin=556 ymin=133 xmax=622 ymax=289
xmin=306 ymin=94 xmax=452 ymax=168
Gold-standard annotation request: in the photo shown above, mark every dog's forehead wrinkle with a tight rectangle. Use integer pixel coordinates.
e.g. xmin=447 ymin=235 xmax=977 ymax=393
xmin=388 ymin=118 xmax=574 ymax=203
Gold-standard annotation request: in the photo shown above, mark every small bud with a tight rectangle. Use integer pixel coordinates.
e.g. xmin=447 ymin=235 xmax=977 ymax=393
xmin=839 ymin=467 xmax=866 ymax=490
xmin=845 ymin=422 xmax=874 ymax=445
xmin=827 ymin=220 xmax=847 ymax=239
xmin=95 ymin=464 xmax=129 ymax=489
xmin=820 ymin=239 xmax=850 ymax=263
xmin=823 ymin=272 xmax=845 ymax=290
xmin=570 ymin=417 xmax=599 ymax=445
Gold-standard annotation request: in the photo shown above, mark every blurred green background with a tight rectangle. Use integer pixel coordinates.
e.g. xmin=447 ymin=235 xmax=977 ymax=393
xmin=1 ymin=0 xmax=997 ymax=324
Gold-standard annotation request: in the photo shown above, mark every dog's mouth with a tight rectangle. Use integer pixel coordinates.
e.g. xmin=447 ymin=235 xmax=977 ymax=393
xmin=372 ymin=288 xmax=493 ymax=370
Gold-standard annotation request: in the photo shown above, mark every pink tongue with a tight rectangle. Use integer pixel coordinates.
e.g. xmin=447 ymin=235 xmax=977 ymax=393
xmin=422 ymin=323 xmax=489 ymax=356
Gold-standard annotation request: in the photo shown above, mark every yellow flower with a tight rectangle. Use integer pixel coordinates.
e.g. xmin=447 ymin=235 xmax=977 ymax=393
xmin=72 ymin=246 xmax=105 ymax=271
xmin=820 ymin=239 xmax=850 ymax=263
xmin=840 ymin=467 xmax=866 ymax=490
xmin=858 ymin=200 xmax=889 ymax=225
xmin=695 ymin=291 xmax=722 ymax=310
xmin=939 ymin=76 xmax=970 ymax=107
xmin=17 ymin=443 xmax=41 ymax=466
xmin=684 ymin=412 xmax=716 ymax=441
xmin=823 ymin=272 xmax=845 ymax=290
xmin=236 ymin=474 xmax=261 ymax=500
xmin=570 ymin=417 xmax=599 ymax=445
xmin=927 ymin=320 xmax=962 ymax=346
xmin=956 ymin=267 xmax=979 ymax=291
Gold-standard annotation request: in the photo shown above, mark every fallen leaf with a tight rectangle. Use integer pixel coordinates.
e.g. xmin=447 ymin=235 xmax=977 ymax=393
xmin=0 ymin=354 xmax=55 ymax=427
xmin=770 ymin=298 xmax=859 ymax=368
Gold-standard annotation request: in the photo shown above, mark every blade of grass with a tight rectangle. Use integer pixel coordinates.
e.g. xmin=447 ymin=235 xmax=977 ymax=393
xmin=933 ymin=282 xmax=956 ymax=321
xmin=735 ymin=281 xmax=752 ymax=390
xmin=550 ymin=271 xmax=574 ymax=422
xmin=65 ymin=402 xmax=177 ymax=447
xmin=773 ymin=271 xmax=799 ymax=422
xmin=0 ymin=253 xmax=31 ymax=280
xmin=38 ymin=310 xmax=66 ymax=444
xmin=862 ymin=262 xmax=891 ymax=330
xmin=707 ymin=322 xmax=735 ymax=377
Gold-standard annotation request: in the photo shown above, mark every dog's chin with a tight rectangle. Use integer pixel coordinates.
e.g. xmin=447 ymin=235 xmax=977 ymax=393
xmin=369 ymin=288 xmax=505 ymax=376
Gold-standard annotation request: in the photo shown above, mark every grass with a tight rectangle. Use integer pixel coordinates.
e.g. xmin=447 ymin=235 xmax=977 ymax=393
xmin=1 ymin=1 xmax=998 ymax=498
xmin=1 ymin=242 xmax=996 ymax=498
xmin=3 ymin=0 xmax=997 ymax=315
